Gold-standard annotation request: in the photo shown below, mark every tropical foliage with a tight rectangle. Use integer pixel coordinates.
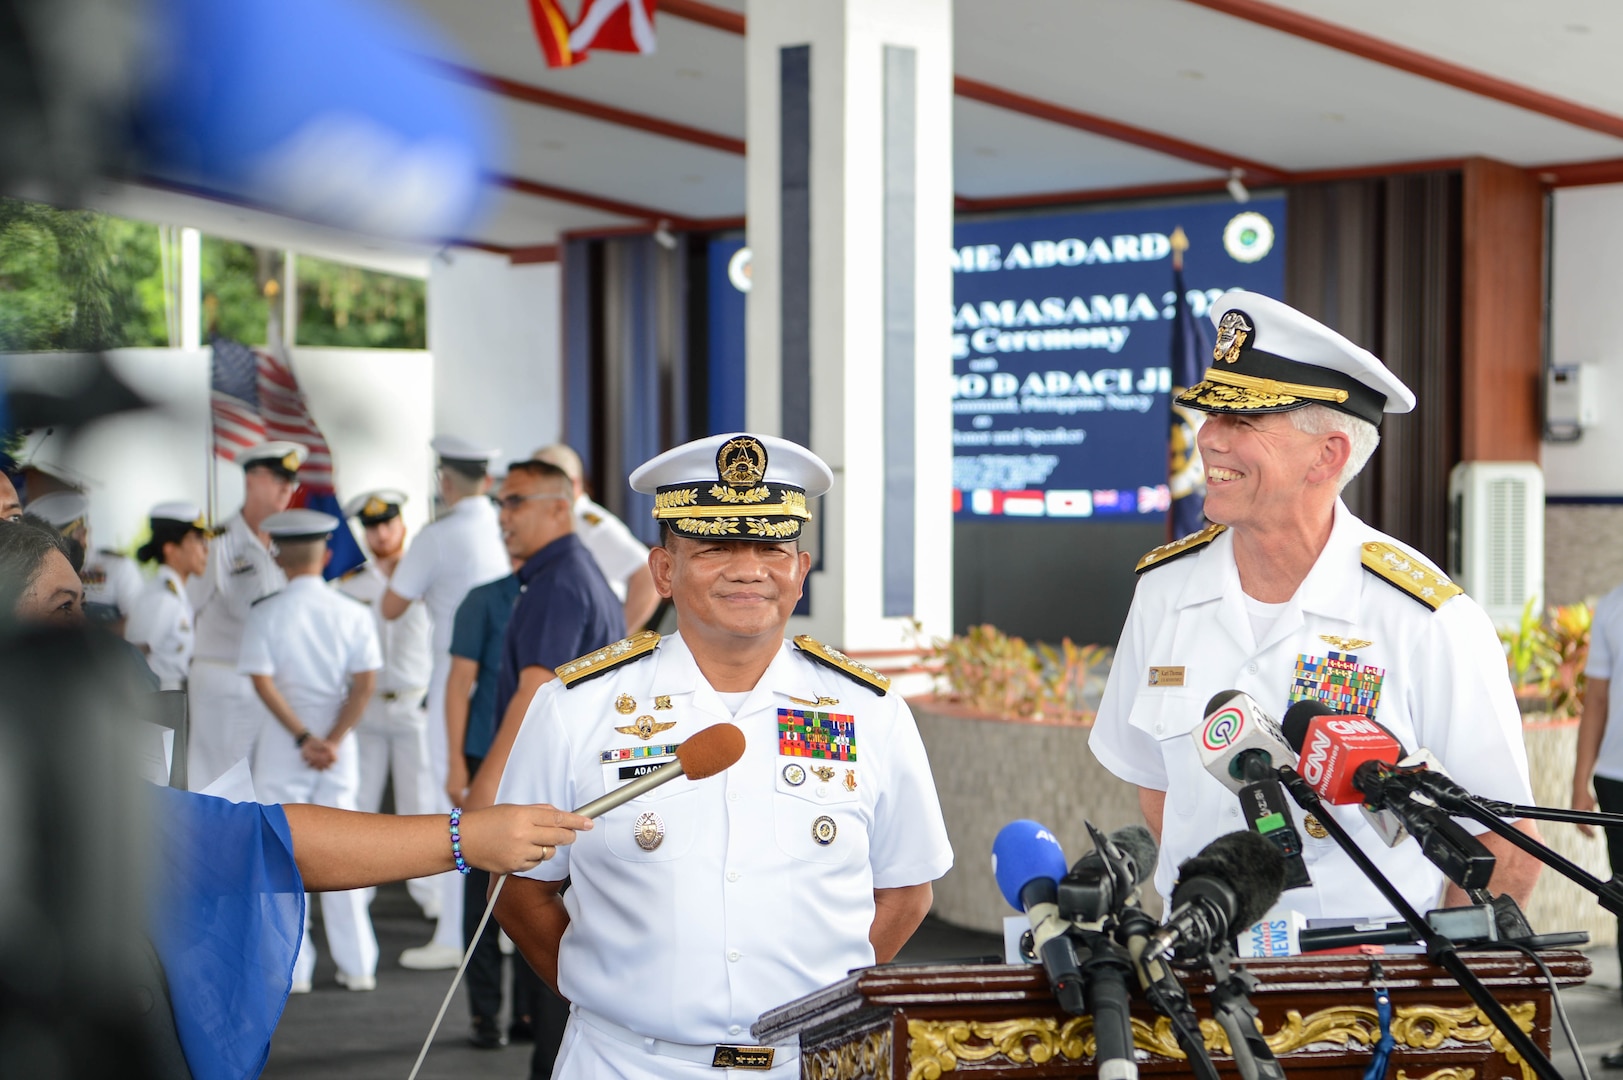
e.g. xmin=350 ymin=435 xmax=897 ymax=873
xmin=1500 ymin=596 xmax=1593 ymax=720
xmin=922 ymin=622 xmax=1112 ymax=724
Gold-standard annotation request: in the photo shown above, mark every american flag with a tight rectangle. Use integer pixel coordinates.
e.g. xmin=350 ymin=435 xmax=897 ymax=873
xmin=208 ymin=334 xmax=363 ymax=577
xmin=209 ymin=335 xmax=334 ymax=491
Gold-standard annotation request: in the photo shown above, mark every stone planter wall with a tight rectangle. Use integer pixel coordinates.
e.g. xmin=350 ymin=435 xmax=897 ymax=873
xmin=913 ymin=698 xmax=1616 ymax=947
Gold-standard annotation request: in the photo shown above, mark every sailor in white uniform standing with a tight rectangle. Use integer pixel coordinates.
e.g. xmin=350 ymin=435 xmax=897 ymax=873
xmin=187 ymin=441 xmax=305 ymax=792
xmin=382 ymin=436 xmax=510 ymax=969
xmin=532 ymin=443 xmax=659 ymax=632
xmin=494 ymin=434 xmax=953 ymax=1080
xmin=338 ymin=488 xmax=439 ymax=918
xmin=1088 ymin=291 xmax=1541 ymax=920
xmin=240 ymin=508 xmax=384 ymax=992
xmin=126 ymin=502 xmax=211 ymax=691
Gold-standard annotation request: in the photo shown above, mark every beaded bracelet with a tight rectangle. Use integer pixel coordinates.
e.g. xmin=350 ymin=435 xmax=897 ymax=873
xmin=449 ymin=807 xmax=470 ymax=875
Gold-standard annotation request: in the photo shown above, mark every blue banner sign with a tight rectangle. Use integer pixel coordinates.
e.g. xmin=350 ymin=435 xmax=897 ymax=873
xmin=952 ymin=197 xmax=1285 ymax=521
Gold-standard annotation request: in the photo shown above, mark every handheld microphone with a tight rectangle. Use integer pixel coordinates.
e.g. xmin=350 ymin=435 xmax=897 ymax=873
xmin=1193 ymin=691 xmax=1311 ymax=890
xmin=1060 ymin=822 xmax=1157 ymax=924
xmin=573 ymin=723 xmax=746 ymax=818
xmin=1144 ymin=831 xmax=1286 ymax=963
xmin=1281 ymin=702 xmax=1496 ymax=891
xmin=992 ymin=820 xmax=1084 ymax=1014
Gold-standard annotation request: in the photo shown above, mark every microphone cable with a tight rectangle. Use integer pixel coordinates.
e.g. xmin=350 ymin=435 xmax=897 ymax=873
xmin=406 ymin=873 xmax=509 ymax=1080
xmin=1498 ymin=941 xmax=1593 ymax=1080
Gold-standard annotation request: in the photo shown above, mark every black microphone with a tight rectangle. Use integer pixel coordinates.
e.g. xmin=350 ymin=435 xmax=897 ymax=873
xmin=1059 ymin=822 xmax=1156 ymax=924
xmin=1281 ymin=701 xmax=1496 ymax=891
xmin=1193 ymin=691 xmax=1312 ymax=890
xmin=1143 ymin=831 xmax=1286 ymax=963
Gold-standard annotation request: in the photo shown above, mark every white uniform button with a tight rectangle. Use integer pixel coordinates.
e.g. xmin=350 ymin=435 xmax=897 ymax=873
xmin=1228 ymin=806 xmax=1239 ymax=818
xmin=727 ymin=949 xmax=741 ymax=963
xmin=816 ymin=785 xmax=829 ymax=799
xmin=1154 ymin=722 xmax=1164 ymax=735
xmin=729 ymin=1025 xmax=742 ymax=1036
xmin=1246 ymin=663 xmax=1259 ymax=675
xmin=729 ymin=791 xmax=741 ymax=802
xmin=727 ymin=870 xmax=740 ymax=882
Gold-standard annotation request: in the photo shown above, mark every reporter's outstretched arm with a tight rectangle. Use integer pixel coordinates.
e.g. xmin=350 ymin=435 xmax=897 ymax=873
xmin=283 ymin=803 xmax=592 ymax=891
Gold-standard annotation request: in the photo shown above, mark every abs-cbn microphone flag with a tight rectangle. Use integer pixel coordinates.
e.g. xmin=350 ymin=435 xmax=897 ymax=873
xmin=1168 ymin=228 xmax=1211 ymax=538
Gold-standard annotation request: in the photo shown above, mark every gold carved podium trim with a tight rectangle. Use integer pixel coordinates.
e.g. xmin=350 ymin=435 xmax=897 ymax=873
xmin=906 ymin=1002 xmax=1534 ymax=1080
xmin=806 ymin=1029 xmax=894 ymax=1080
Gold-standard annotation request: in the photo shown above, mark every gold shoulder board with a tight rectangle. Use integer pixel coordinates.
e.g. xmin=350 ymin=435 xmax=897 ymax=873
xmin=557 ymin=630 xmax=662 ymax=688
xmin=165 ymin=577 xmax=179 ymax=596
xmin=1360 ymin=541 xmax=1464 ymax=611
xmin=582 ymin=511 xmax=603 ymax=526
xmin=792 ymin=635 xmax=890 ymax=696
xmin=1135 ymin=523 xmax=1227 ymax=575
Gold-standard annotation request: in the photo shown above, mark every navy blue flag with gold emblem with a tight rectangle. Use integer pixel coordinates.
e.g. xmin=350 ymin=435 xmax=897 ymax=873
xmin=1168 ymin=239 xmax=1211 ymax=538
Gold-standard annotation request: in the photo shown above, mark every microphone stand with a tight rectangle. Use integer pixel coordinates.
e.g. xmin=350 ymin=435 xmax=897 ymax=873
xmin=1275 ymin=767 xmax=1565 ymax=1080
xmin=1472 ymin=799 xmax=1623 ymax=830
xmin=1395 ymin=774 xmax=1623 ymax=917
xmin=1070 ymin=921 xmax=1141 ymax=1080
xmin=1115 ymin=906 xmax=1221 ymax=1080
xmin=1201 ymin=942 xmax=1287 ymax=1080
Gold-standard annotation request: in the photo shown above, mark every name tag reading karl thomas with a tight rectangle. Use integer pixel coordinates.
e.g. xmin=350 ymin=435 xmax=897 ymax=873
xmin=1148 ymin=666 xmax=1185 ymax=687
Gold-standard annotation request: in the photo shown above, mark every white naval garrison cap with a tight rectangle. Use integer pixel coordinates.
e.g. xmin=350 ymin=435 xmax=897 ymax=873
xmin=343 ymin=488 xmax=408 ymax=525
xmin=236 ymin=441 xmax=308 ymax=477
xmin=24 ymin=490 xmax=89 ymax=530
xmin=431 ymin=434 xmax=501 ymax=471
xmin=630 ymin=433 xmax=833 ymax=543
xmin=149 ymin=501 xmax=206 ymax=528
xmin=1177 ymin=290 xmax=1416 ymax=426
xmin=262 ymin=509 xmax=340 ymax=542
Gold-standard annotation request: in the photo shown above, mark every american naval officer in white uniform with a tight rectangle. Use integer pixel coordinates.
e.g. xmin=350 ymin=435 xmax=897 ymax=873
xmin=187 ymin=441 xmax=305 ymax=792
xmin=494 ymin=433 xmax=953 ymax=1080
xmin=1088 ymin=290 xmax=1540 ymax=921
xmin=382 ymin=436 xmax=510 ymax=969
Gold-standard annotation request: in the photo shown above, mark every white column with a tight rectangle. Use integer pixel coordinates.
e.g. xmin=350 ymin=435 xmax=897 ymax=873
xmin=745 ymin=0 xmax=954 ymax=651
xmin=180 ymin=226 xmax=201 ymax=351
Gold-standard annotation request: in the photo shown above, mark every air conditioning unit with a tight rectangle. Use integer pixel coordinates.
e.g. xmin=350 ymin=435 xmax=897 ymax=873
xmin=1446 ymin=462 xmax=1544 ymax=626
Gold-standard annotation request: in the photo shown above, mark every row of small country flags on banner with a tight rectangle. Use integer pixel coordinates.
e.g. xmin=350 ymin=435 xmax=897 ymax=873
xmin=954 ymin=484 xmax=1173 ymax=519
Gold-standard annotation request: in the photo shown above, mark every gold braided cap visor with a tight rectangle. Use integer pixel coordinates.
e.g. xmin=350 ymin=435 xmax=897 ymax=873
xmin=1176 ymin=347 xmax=1387 ymax=426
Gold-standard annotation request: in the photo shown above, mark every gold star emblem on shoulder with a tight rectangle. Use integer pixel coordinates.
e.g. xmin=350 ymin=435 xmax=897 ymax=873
xmin=615 ymin=715 xmax=677 ymax=741
xmin=1319 ymin=635 xmax=1373 ymax=652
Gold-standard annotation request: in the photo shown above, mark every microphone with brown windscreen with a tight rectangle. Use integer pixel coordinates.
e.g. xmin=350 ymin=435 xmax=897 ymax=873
xmin=574 ymin=722 xmax=747 ymax=818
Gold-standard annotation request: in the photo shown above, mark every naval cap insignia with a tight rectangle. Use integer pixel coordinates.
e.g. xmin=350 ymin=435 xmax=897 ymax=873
xmin=634 ymin=811 xmax=665 ymax=851
xmin=1213 ymin=310 xmax=1252 ymax=364
xmin=716 ymin=436 xmax=768 ymax=487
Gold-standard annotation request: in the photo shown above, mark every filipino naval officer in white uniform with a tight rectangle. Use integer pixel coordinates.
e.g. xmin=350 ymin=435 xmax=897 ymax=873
xmin=239 ymin=508 xmax=384 ymax=991
xmin=187 ymin=441 xmax=306 ymax=791
xmin=23 ymin=490 xmax=144 ymax=628
xmin=1088 ymin=290 xmax=1541 ymax=921
xmin=382 ymin=436 xmax=510 ymax=969
xmin=126 ymin=502 xmax=210 ymax=691
xmin=494 ymin=433 xmax=953 ymax=1080
xmin=532 ymin=442 xmax=659 ymax=631
xmin=338 ymin=488 xmax=439 ymax=917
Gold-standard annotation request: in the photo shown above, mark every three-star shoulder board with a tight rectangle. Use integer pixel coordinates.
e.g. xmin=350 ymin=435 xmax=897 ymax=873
xmin=793 ymin=635 xmax=889 ymax=696
xmin=557 ymin=630 xmax=662 ymax=688
xmin=1360 ymin=541 xmax=1464 ymax=611
xmin=1136 ymin=523 xmax=1227 ymax=574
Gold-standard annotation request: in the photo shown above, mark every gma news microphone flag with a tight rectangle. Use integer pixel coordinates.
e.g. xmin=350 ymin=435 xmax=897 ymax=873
xmin=1168 ymin=234 xmax=1211 ymax=538
xmin=208 ymin=334 xmax=365 ymax=579
xmin=530 ymin=0 xmax=656 ymax=69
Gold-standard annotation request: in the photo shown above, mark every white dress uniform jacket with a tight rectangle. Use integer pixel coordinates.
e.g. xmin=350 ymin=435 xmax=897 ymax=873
xmin=238 ymin=574 xmax=384 ymax=982
xmin=125 ymin=565 xmax=195 ymax=691
xmin=386 ymin=494 xmax=508 ymax=949
xmin=573 ymin=494 xmax=649 ymax=602
xmin=185 ymin=512 xmax=286 ymax=790
xmin=1089 ymin=500 xmax=1534 ymax=921
xmin=496 ymin=632 xmax=953 ymax=1077
xmin=336 ymin=560 xmax=435 ymax=812
xmin=83 ymin=549 xmax=145 ymax=618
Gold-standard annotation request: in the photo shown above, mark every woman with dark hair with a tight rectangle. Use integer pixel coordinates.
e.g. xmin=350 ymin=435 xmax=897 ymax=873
xmin=126 ymin=502 xmax=210 ymax=691
xmin=0 ymin=517 xmax=84 ymax=624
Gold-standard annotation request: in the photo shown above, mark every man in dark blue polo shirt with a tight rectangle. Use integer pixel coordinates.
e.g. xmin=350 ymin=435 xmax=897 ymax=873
xmin=467 ymin=458 xmax=624 ymax=1076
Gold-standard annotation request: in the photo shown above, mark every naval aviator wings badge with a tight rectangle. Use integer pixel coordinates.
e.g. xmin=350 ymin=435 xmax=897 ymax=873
xmin=616 ymin=714 xmax=677 ymax=741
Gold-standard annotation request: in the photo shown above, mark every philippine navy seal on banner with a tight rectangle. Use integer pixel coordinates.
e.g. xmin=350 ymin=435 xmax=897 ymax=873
xmin=1089 ymin=290 xmax=1541 ymax=922
xmin=494 ymin=433 xmax=953 ymax=1080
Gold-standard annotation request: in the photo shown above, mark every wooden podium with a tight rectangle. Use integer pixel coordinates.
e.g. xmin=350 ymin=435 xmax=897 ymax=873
xmin=753 ymin=952 xmax=1590 ymax=1080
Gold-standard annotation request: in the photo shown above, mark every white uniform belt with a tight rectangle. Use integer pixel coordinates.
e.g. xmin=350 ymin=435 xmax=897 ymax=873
xmin=191 ymin=656 xmax=242 ymax=669
xmin=380 ymin=687 xmax=427 ymax=703
xmin=573 ymin=1007 xmax=796 ymax=1069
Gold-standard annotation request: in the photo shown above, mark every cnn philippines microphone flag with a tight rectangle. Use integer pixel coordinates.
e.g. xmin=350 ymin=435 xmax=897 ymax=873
xmin=209 ymin=335 xmax=365 ymax=579
xmin=531 ymin=0 xmax=656 ymax=68
xmin=1167 ymin=232 xmax=1211 ymax=538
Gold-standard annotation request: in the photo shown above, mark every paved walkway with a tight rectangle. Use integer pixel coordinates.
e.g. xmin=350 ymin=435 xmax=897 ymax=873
xmin=268 ymin=884 xmax=1621 ymax=1079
